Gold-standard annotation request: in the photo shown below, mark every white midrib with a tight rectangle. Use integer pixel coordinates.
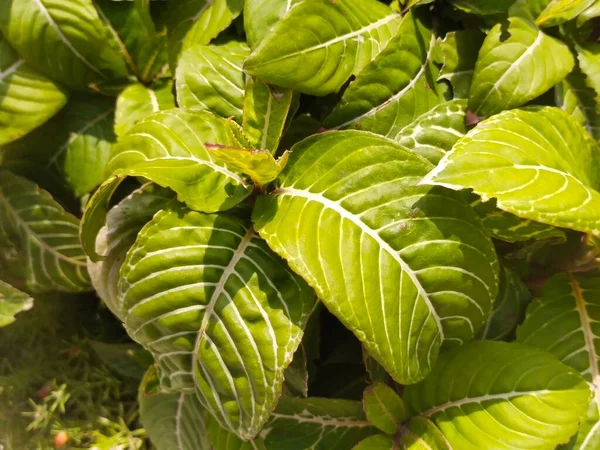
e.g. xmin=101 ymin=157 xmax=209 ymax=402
xmin=276 ymin=188 xmax=444 ymax=340
xmin=0 ymin=59 xmax=25 ymax=81
xmin=148 ymin=88 xmax=160 ymax=112
xmin=269 ymin=412 xmax=371 ymax=428
xmin=570 ymin=273 xmax=600 ymax=411
xmin=32 ymin=0 xmax=106 ymax=77
xmin=0 ymin=192 xmax=87 ymax=267
xmin=260 ymin=93 xmax=273 ymax=149
xmin=421 ymin=389 xmax=552 ymax=417
xmin=175 ymin=393 xmax=185 ymax=450
xmin=252 ymin=14 xmax=398 ymax=66
xmin=333 ymin=32 xmax=437 ymax=130
xmin=474 ymin=29 xmax=544 ymax=115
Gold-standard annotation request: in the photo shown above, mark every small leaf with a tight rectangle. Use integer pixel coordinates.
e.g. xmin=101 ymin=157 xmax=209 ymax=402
xmin=536 ymin=0 xmax=597 ymax=27
xmin=556 ymin=69 xmax=600 ymax=141
xmin=404 ymin=341 xmax=591 ymax=450
xmin=87 ymin=183 xmax=174 ymax=318
xmin=176 ymin=41 xmax=249 ymax=122
xmin=243 ymin=78 xmax=294 ymax=153
xmin=0 ymin=0 xmax=129 ymax=90
xmin=363 ymin=347 xmax=391 ymax=384
xmin=575 ymin=42 xmax=600 ymax=113
xmin=90 ymin=341 xmax=151 ymax=380
xmin=244 ymin=0 xmax=402 ymax=96
xmin=437 ymin=31 xmax=485 ymax=99
xmin=0 ymin=170 xmax=90 ymax=293
xmin=450 ymin=0 xmax=516 ymax=14
xmin=398 ymin=417 xmax=452 ymax=450
xmin=517 ymin=273 xmax=600 ymax=448
xmin=0 ymin=279 xmax=33 ymax=327
xmin=139 ymin=367 xmax=211 ymax=450
xmin=254 ymin=131 xmax=499 ymax=385
xmin=244 ymin=0 xmax=302 ymax=49
xmin=108 ymin=109 xmax=253 ymax=212
xmin=421 ymin=107 xmax=600 ymax=236
xmin=353 ymin=434 xmax=396 ymax=449
xmin=363 ymin=383 xmax=406 ymax=435
xmin=325 ymin=10 xmax=441 ymax=137
xmin=395 ymin=99 xmax=467 ymax=164
xmin=282 ymin=345 xmax=309 ymax=398
xmin=263 ymin=397 xmax=378 ymax=449
xmin=477 ymin=265 xmax=531 ymax=341
xmin=115 ymin=80 xmax=175 ymax=139
xmin=120 ymin=205 xmax=316 ymax=438
xmin=577 ymin=0 xmax=600 ymax=25
xmin=205 ymin=145 xmax=289 ymax=188
xmin=0 ymin=35 xmax=68 ymax=146
xmin=468 ymin=17 xmax=574 ymax=116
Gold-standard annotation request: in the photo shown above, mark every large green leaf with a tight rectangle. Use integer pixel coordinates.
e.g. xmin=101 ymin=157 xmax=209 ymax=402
xmin=556 ymin=70 xmax=600 ymax=141
xmin=437 ymin=31 xmax=485 ymax=100
xmin=120 ymin=205 xmax=316 ymax=439
xmin=263 ymin=397 xmax=377 ymax=449
xmin=395 ymin=100 xmax=467 ymax=165
xmin=94 ymin=0 xmax=168 ymax=83
xmin=46 ymin=95 xmax=116 ymax=197
xmin=0 ymin=279 xmax=33 ymax=327
xmin=536 ymin=0 xmax=597 ymax=27
xmin=115 ymin=80 xmax=175 ymax=139
xmin=325 ymin=11 xmax=440 ymax=137
xmin=0 ymin=35 xmax=68 ymax=146
xmin=88 ymin=183 xmax=174 ymax=320
xmin=477 ymin=265 xmax=531 ymax=341
xmin=244 ymin=0 xmax=401 ymax=96
xmin=176 ymin=41 xmax=249 ymax=122
xmin=517 ymin=273 xmax=600 ymax=450
xmin=421 ymin=107 xmax=600 ymax=236
xmin=253 ymin=131 xmax=499 ymax=385
xmin=108 ymin=109 xmax=253 ymax=212
xmin=244 ymin=0 xmax=303 ymax=49
xmin=0 ymin=170 xmax=90 ymax=293
xmin=468 ymin=17 xmax=574 ymax=117
xmin=404 ymin=340 xmax=591 ymax=450
xmin=0 ymin=0 xmax=128 ymax=90
xmin=243 ymin=78 xmax=294 ymax=153
xmin=139 ymin=367 xmax=211 ymax=450
xmin=575 ymin=42 xmax=600 ymax=114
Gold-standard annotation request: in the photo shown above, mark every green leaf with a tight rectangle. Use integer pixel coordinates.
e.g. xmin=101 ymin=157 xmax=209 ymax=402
xmin=94 ymin=0 xmax=168 ymax=82
xmin=115 ymin=80 xmax=175 ymax=139
xmin=163 ymin=0 xmax=243 ymax=68
xmin=0 ymin=170 xmax=90 ymax=293
xmin=90 ymin=341 xmax=151 ymax=380
xmin=353 ymin=434 xmax=396 ymax=449
xmin=176 ymin=41 xmax=249 ymax=122
xmin=205 ymin=145 xmax=289 ymax=188
xmin=363 ymin=383 xmax=406 ymax=434
xmin=282 ymin=345 xmax=309 ymax=398
xmin=325 ymin=11 xmax=440 ymax=137
xmin=244 ymin=0 xmax=402 ymax=96
xmin=0 ymin=279 xmax=33 ymax=327
xmin=468 ymin=17 xmax=574 ymax=117
xmin=244 ymin=0 xmax=303 ymax=49
xmin=472 ymin=198 xmax=568 ymax=243
xmin=421 ymin=107 xmax=600 ymax=236
xmin=395 ymin=100 xmax=467 ymax=165
xmin=556 ymin=70 xmax=600 ymax=141
xmin=139 ymin=367 xmax=211 ymax=450
xmin=206 ymin=413 xmax=261 ymax=449
xmin=120 ymin=205 xmax=316 ymax=439
xmin=575 ymin=42 xmax=600 ymax=113
xmin=108 ymin=109 xmax=253 ymax=212
xmin=243 ymin=78 xmax=294 ymax=153
xmin=536 ymin=0 xmax=597 ymax=27
xmin=397 ymin=417 xmax=452 ymax=450
xmin=0 ymin=35 xmax=68 ymax=146
xmin=404 ymin=340 xmax=591 ymax=450
xmin=88 ymin=183 xmax=174 ymax=319
xmin=46 ymin=95 xmax=116 ymax=197
xmin=0 ymin=0 xmax=128 ymax=90
xmin=263 ymin=397 xmax=378 ymax=449
xmin=517 ymin=273 xmax=600 ymax=449
xmin=577 ymin=0 xmax=600 ymax=24
xmin=450 ymin=0 xmax=515 ymax=14
xmin=253 ymin=131 xmax=499 ymax=385
xmin=477 ymin=265 xmax=531 ymax=341
xmin=363 ymin=347 xmax=391 ymax=384
xmin=437 ymin=31 xmax=485 ymax=100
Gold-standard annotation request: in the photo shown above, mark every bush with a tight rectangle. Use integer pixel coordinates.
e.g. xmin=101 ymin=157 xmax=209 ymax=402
xmin=1 ymin=0 xmax=600 ymax=449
